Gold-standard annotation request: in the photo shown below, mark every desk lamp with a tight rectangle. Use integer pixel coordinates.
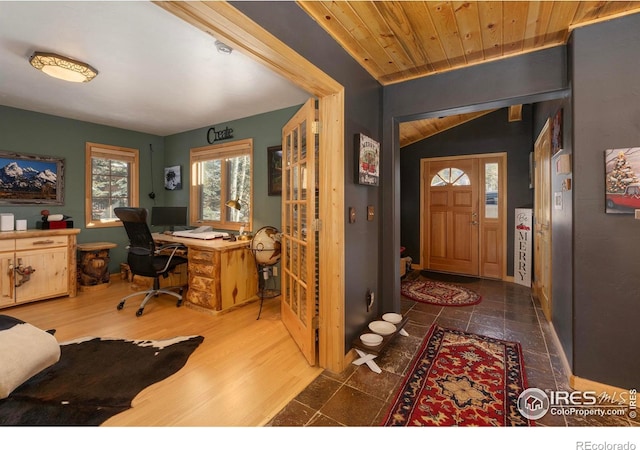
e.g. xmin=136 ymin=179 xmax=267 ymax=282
xmin=225 ymin=199 xmax=241 ymax=241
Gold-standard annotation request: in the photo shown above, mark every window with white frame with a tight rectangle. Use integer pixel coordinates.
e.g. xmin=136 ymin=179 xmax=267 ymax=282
xmin=85 ymin=142 xmax=139 ymax=228
xmin=190 ymin=138 xmax=252 ymax=231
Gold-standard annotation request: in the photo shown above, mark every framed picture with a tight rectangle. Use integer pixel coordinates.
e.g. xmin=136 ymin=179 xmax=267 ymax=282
xmin=355 ymin=133 xmax=380 ymax=186
xmin=605 ymin=147 xmax=640 ymax=214
xmin=267 ymin=145 xmax=282 ymax=196
xmin=0 ymin=150 xmax=64 ymax=205
xmin=164 ymin=165 xmax=182 ymax=190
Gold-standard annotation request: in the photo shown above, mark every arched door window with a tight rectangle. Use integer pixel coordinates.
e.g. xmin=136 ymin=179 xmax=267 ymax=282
xmin=430 ymin=167 xmax=471 ymax=186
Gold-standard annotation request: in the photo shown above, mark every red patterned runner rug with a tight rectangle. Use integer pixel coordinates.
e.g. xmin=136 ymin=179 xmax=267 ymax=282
xmin=401 ymin=277 xmax=481 ymax=306
xmin=382 ymin=324 xmax=534 ymax=426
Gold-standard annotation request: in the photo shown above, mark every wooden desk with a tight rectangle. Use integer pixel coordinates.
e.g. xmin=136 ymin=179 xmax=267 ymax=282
xmin=152 ymin=233 xmax=258 ymax=313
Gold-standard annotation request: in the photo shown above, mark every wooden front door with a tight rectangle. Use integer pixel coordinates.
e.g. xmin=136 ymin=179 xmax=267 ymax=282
xmin=422 ymin=154 xmax=506 ymax=278
xmin=534 ymin=119 xmax=552 ymax=321
xmin=281 ymin=98 xmax=319 ymax=366
xmin=423 ymin=158 xmax=480 ymax=276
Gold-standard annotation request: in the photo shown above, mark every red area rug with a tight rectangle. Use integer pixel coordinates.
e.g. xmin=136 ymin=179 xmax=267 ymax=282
xmin=401 ymin=277 xmax=481 ymax=306
xmin=382 ymin=325 xmax=533 ymax=426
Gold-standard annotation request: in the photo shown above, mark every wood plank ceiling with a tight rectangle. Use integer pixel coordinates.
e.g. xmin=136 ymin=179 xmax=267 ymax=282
xmin=298 ymin=1 xmax=640 ymax=146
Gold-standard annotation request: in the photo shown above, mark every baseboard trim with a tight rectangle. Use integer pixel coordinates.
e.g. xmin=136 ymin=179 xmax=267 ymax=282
xmin=570 ymin=374 xmax=630 ymax=397
xmin=545 ymin=320 xmax=573 ymax=386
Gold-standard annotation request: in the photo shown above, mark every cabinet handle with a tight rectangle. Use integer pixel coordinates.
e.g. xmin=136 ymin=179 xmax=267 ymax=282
xmin=32 ymin=239 xmax=55 ymax=245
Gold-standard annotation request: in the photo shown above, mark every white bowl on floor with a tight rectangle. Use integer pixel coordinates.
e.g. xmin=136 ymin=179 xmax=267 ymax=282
xmin=369 ymin=320 xmax=396 ymax=336
xmin=360 ymin=333 xmax=383 ymax=346
xmin=382 ymin=313 xmax=402 ymax=324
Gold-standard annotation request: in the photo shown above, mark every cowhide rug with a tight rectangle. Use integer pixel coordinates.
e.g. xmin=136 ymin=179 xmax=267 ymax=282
xmin=0 ymin=335 xmax=204 ymax=426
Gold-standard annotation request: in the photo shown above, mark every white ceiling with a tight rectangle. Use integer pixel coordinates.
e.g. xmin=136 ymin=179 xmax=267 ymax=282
xmin=0 ymin=1 xmax=311 ymax=136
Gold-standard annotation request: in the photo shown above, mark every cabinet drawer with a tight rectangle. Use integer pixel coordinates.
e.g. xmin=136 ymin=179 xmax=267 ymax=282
xmin=0 ymin=240 xmax=15 ymax=252
xmin=16 ymin=235 xmax=69 ymax=250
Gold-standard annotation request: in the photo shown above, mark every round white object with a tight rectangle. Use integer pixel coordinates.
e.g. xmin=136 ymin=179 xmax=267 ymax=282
xmin=250 ymin=226 xmax=281 ymax=265
xmin=369 ymin=320 xmax=396 ymax=336
xmin=360 ymin=333 xmax=383 ymax=346
xmin=382 ymin=313 xmax=402 ymax=324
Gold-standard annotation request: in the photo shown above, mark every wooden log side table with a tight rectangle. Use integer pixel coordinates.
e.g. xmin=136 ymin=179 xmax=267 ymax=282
xmin=351 ymin=316 xmax=410 ymax=373
xmin=77 ymin=242 xmax=117 ymax=292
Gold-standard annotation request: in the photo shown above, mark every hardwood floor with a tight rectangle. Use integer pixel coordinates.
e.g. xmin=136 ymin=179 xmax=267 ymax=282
xmin=3 ymin=278 xmax=322 ymax=426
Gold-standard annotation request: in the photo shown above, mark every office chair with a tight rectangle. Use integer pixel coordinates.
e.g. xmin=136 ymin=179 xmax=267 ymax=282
xmin=114 ymin=207 xmax=188 ymax=317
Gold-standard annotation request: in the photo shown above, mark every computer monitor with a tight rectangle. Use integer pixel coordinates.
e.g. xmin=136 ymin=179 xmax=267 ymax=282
xmin=150 ymin=206 xmax=188 ymax=231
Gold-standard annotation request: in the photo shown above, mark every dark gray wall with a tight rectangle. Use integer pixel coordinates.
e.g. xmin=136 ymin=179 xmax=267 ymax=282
xmin=382 ymin=47 xmax=569 ymax=314
xmin=571 ymin=14 xmax=640 ymax=388
xmin=232 ymin=2 xmax=383 ymax=346
xmin=400 ymin=107 xmax=533 ymax=277
xmin=533 ymin=98 xmax=574 ymax=369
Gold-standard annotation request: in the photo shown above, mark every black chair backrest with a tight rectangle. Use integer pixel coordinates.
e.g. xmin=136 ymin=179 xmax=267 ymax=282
xmin=114 ymin=207 xmax=158 ymax=277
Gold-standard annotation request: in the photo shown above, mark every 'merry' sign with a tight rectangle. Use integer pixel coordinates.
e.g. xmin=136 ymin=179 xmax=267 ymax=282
xmin=514 ymin=208 xmax=532 ymax=287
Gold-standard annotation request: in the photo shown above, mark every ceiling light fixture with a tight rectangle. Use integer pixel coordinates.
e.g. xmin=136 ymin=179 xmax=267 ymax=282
xmin=29 ymin=51 xmax=98 ymax=83
xmin=215 ymin=40 xmax=233 ymax=55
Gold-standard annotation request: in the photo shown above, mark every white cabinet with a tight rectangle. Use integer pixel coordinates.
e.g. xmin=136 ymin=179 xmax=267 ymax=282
xmin=0 ymin=229 xmax=80 ymax=308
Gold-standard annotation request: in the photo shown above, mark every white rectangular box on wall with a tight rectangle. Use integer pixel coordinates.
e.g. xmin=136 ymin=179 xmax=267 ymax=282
xmin=0 ymin=213 xmax=14 ymax=231
xmin=514 ymin=208 xmax=532 ymax=287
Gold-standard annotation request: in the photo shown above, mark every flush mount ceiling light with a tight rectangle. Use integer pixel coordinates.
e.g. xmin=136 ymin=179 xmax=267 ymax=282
xmin=29 ymin=51 xmax=98 ymax=83
xmin=215 ymin=40 xmax=233 ymax=55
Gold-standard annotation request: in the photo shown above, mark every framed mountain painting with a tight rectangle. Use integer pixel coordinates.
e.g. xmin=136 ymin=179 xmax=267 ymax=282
xmin=0 ymin=150 xmax=65 ymax=205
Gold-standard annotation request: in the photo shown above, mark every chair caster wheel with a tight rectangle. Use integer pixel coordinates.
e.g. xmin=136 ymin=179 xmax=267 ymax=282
xmin=136 ymin=308 xmax=144 ymax=317
xmin=176 ymin=299 xmax=183 ymax=307
xmin=117 ymin=302 xmax=125 ymax=310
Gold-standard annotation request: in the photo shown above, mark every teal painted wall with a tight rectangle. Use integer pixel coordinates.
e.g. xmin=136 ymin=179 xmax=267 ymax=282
xmin=163 ymin=104 xmax=301 ymax=233
xmin=0 ymin=105 xmax=164 ymax=272
xmin=0 ymin=103 xmax=301 ymax=273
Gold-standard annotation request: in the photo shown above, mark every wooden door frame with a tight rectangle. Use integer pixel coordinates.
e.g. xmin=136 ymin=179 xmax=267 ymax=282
xmin=155 ymin=1 xmax=347 ymax=372
xmin=419 ymin=153 xmax=507 ymax=280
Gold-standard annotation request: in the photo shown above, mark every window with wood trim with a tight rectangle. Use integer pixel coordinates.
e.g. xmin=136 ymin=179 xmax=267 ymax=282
xmin=190 ymin=138 xmax=252 ymax=231
xmin=85 ymin=142 xmax=139 ymax=228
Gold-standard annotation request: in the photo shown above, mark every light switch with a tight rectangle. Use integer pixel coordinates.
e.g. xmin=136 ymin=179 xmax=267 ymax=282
xmin=367 ymin=205 xmax=374 ymax=221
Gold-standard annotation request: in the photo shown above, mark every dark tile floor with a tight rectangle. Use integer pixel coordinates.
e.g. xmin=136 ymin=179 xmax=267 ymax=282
xmin=268 ymin=275 xmax=638 ymax=427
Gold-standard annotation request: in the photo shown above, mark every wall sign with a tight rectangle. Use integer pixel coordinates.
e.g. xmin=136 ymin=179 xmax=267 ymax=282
xmin=355 ymin=133 xmax=380 ymax=186
xmin=207 ymin=126 xmax=234 ymax=144
xmin=514 ymin=208 xmax=532 ymax=287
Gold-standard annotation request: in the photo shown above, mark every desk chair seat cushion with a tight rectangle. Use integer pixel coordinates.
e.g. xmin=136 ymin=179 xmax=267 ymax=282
xmin=127 ymin=248 xmax=187 ymax=279
xmin=0 ymin=315 xmax=60 ymax=399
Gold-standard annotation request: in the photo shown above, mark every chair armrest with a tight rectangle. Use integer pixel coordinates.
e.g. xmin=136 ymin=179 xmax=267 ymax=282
xmin=156 ymin=243 xmax=187 ymax=252
xmin=156 ymin=243 xmax=187 ymax=274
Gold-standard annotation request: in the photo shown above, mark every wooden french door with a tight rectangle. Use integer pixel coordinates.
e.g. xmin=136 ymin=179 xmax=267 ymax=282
xmin=281 ymin=98 xmax=319 ymax=366
xmin=422 ymin=154 xmax=506 ymax=278
xmin=534 ymin=120 xmax=552 ymax=321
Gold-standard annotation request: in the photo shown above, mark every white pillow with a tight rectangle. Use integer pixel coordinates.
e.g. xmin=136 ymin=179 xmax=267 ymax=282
xmin=0 ymin=315 xmax=61 ymax=399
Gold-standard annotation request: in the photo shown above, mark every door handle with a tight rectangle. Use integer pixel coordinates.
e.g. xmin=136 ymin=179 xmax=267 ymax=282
xmin=471 ymin=221 xmax=479 ymax=225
